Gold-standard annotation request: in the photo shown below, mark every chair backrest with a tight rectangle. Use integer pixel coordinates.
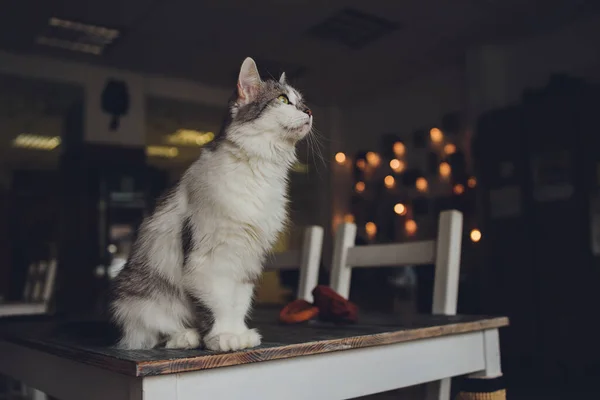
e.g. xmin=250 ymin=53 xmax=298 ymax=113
xmin=265 ymin=226 xmax=324 ymax=303
xmin=22 ymin=259 xmax=57 ymax=305
xmin=330 ymin=210 xmax=463 ymax=315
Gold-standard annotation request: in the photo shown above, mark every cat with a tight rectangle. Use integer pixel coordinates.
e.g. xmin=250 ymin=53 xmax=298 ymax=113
xmin=110 ymin=57 xmax=313 ymax=351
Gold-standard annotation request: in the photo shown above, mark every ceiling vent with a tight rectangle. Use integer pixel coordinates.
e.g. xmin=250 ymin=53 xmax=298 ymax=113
xmin=307 ymin=8 xmax=399 ymax=50
xmin=35 ymin=17 xmax=121 ymax=56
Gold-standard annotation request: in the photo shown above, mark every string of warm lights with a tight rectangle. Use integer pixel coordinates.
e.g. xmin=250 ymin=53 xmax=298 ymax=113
xmin=335 ymin=126 xmax=482 ymax=243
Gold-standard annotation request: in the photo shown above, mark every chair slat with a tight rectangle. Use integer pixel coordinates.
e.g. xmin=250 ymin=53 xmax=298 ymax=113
xmin=346 ymin=241 xmax=436 ymax=267
xmin=330 ymin=210 xmax=463 ymax=310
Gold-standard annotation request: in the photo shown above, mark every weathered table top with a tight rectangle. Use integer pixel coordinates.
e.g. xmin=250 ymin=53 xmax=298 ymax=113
xmin=0 ymin=311 xmax=508 ymax=377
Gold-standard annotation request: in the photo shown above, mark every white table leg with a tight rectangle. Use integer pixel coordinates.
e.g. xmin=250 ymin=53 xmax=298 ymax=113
xmin=425 ymin=328 xmax=502 ymax=400
xmin=424 ymin=378 xmax=451 ymax=400
xmin=451 ymin=329 xmax=505 ymax=398
xmin=470 ymin=329 xmax=502 ymax=378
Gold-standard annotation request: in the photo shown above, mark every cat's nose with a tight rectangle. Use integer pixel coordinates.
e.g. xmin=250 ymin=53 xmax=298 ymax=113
xmin=304 ymin=108 xmax=312 ymax=117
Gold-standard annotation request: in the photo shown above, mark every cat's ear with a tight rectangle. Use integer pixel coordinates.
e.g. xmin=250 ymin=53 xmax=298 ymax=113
xmin=237 ymin=57 xmax=262 ymax=104
xmin=279 ymin=72 xmax=286 ymax=84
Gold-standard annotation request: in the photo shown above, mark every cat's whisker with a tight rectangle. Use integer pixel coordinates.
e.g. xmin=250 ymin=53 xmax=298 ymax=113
xmin=313 ymin=136 xmax=326 ymax=169
xmin=305 ymin=127 xmax=326 ymax=178
xmin=305 ymin=136 xmax=320 ymax=178
xmin=309 ymin=127 xmax=327 ymax=141
xmin=311 ymin=126 xmax=344 ymax=147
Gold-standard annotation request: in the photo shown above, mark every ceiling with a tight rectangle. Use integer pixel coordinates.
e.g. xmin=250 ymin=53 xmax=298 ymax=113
xmin=1 ymin=0 xmax=599 ymax=105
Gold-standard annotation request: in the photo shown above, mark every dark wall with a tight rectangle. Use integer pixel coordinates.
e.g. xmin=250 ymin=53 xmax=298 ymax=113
xmin=474 ymin=74 xmax=600 ymax=390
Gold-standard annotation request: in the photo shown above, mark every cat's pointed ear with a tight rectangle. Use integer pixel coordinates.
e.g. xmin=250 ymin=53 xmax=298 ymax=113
xmin=237 ymin=57 xmax=262 ymax=104
xmin=279 ymin=72 xmax=286 ymax=84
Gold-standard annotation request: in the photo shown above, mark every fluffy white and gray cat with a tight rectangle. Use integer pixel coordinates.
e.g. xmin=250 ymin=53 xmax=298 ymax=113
xmin=110 ymin=57 xmax=313 ymax=351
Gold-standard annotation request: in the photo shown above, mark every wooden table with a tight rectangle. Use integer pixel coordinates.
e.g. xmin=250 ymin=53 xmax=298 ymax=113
xmin=0 ymin=313 xmax=508 ymax=400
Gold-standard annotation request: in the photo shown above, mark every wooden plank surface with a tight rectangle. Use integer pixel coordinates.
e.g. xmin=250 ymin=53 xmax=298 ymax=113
xmin=0 ymin=312 xmax=508 ymax=377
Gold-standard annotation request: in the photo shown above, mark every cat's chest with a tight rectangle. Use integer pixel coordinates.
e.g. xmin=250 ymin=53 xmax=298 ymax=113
xmin=192 ymin=154 xmax=291 ymax=241
xmin=225 ymin=178 xmax=288 ymax=222
xmin=208 ymin=165 xmax=288 ymax=223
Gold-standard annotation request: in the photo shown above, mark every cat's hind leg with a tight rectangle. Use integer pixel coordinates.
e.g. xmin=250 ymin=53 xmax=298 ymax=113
xmin=156 ymin=296 xmax=201 ymax=349
xmin=118 ymin=324 xmax=159 ymax=350
xmin=113 ymin=297 xmax=161 ymax=349
xmin=113 ymin=295 xmax=198 ymax=350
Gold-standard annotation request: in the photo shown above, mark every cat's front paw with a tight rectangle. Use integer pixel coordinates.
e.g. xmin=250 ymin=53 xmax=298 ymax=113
xmin=204 ymin=329 xmax=261 ymax=352
xmin=165 ymin=328 xmax=201 ymax=349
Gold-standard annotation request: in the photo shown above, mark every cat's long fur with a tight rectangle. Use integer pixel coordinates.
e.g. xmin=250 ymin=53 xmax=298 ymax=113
xmin=110 ymin=58 xmax=313 ymax=351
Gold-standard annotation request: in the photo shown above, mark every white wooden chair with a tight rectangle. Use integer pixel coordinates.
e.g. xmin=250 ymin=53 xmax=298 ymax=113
xmin=0 ymin=259 xmax=57 ymax=318
xmin=330 ymin=210 xmax=463 ymax=400
xmin=264 ymin=226 xmax=324 ymax=303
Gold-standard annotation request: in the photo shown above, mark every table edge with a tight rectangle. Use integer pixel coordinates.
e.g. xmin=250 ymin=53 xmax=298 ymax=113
xmin=135 ymin=316 xmax=509 ymax=377
xmin=1 ymin=316 xmax=509 ymax=377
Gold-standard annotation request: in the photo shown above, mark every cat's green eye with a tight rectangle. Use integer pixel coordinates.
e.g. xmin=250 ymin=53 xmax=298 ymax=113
xmin=277 ymin=95 xmax=289 ymax=104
